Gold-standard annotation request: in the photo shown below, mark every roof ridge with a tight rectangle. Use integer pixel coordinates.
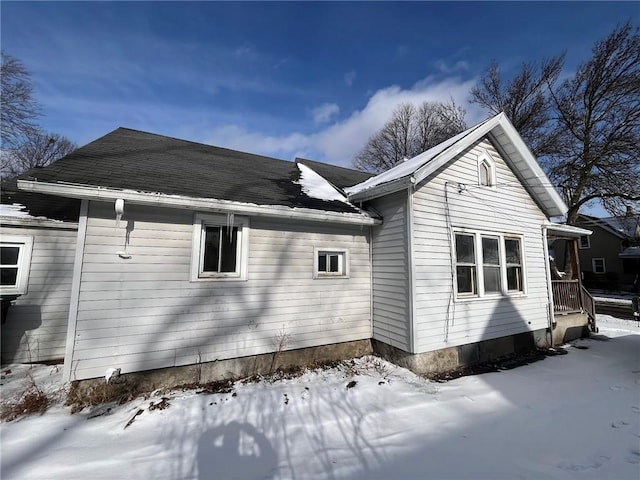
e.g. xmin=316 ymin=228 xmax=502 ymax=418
xmin=112 ymin=127 xmax=297 ymax=167
xmin=296 ymin=157 xmax=371 ymax=175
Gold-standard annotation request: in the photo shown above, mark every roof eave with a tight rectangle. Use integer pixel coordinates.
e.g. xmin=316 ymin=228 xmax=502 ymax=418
xmin=545 ymin=223 xmax=592 ymax=238
xmin=347 ymin=175 xmax=414 ymax=202
xmin=17 ymin=180 xmax=381 ymax=226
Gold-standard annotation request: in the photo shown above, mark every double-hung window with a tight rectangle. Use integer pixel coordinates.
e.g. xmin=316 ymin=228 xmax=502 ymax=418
xmin=191 ymin=214 xmax=249 ymax=281
xmin=0 ymin=235 xmax=33 ymax=295
xmin=454 ymin=231 xmax=525 ymax=298
xmin=482 ymin=236 xmax=501 ymax=294
xmin=455 ymin=234 xmax=477 ymax=295
xmin=505 ymin=238 xmax=524 ymax=291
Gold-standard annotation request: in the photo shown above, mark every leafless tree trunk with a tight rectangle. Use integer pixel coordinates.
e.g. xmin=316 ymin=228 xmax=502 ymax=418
xmin=470 ymin=56 xmax=564 ymax=158
xmin=470 ymin=22 xmax=639 ymax=222
xmin=1 ymin=52 xmax=76 ymax=177
xmin=1 ymin=51 xmax=41 ymax=149
xmin=3 ymin=131 xmax=76 ymax=177
xmin=546 ymin=22 xmax=640 ymax=223
xmin=353 ymin=100 xmax=466 ymax=173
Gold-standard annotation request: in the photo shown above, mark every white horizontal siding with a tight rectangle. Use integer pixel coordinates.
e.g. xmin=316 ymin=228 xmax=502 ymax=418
xmin=411 ymin=138 xmax=551 ymax=353
xmin=1 ymin=225 xmax=77 ymax=363
xmin=69 ymin=201 xmax=371 ymax=380
xmin=369 ymin=191 xmax=411 ymax=350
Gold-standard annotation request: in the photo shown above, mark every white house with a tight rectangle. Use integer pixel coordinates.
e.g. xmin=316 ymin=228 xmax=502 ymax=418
xmin=1 ymin=113 xmax=593 ymax=391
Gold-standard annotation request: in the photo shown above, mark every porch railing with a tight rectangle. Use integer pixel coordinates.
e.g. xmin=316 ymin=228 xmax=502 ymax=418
xmin=551 ymin=280 xmax=597 ymax=330
xmin=551 ymin=280 xmax=582 ymax=313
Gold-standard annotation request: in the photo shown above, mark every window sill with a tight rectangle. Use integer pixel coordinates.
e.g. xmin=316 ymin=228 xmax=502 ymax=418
xmin=455 ymin=292 xmax=528 ymax=302
xmin=190 ymin=276 xmax=248 ymax=283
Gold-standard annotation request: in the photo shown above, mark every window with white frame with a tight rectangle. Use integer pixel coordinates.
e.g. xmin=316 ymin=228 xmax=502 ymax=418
xmin=0 ymin=235 xmax=33 ymax=295
xmin=579 ymin=235 xmax=590 ymax=249
xmin=482 ymin=236 xmax=501 ymax=294
xmin=455 ymin=234 xmax=477 ymax=295
xmin=505 ymin=237 xmax=524 ymax=292
xmin=592 ymin=258 xmax=606 ymax=274
xmin=314 ymin=248 xmax=348 ymax=278
xmin=190 ymin=214 xmax=249 ymax=281
xmin=454 ymin=231 xmax=525 ymax=298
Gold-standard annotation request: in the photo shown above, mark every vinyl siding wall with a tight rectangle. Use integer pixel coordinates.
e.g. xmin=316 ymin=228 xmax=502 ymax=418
xmin=369 ymin=191 xmax=411 ymax=350
xmin=411 ymin=138 xmax=551 ymax=353
xmin=1 ymin=225 xmax=77 ymax=363
xmin=69 ymin=201 xmax=371 ymax=381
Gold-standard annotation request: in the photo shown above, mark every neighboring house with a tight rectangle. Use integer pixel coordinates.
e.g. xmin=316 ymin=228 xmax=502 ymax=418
xmin=1 ymin=179 xmax=80 ymax=363
xmin=555 ymin=214 xmax=640 ymax=291
xmin=3 ymin=113 xmax=593 ymax=391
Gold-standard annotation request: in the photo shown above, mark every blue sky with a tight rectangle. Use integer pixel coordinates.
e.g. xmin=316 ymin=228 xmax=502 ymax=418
xmin=2 ymin=1 xmax=638 ymax=169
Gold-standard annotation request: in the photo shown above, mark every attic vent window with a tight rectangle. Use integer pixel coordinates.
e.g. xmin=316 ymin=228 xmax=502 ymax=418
xmin=478 ymin=152 xmax=496 ymax=187
xmin=190 ymin=214 xmax=249 ymax=281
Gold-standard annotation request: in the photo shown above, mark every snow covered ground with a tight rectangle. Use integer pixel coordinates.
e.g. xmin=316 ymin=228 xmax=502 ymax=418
xmin=1 ymin=315 xmax=639 ymax=480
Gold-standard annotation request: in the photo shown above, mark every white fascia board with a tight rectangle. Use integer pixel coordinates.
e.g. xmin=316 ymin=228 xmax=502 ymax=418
xmin=17 ymin=180 xmax=381 ymax=226
xmin=412 ymin=113 xmax=567 ymax=217
xmin=411 ymin=115 xmax=501 ymax=186
xmin=0 ymin=216 xmax=78 ymax=229
xmin=545 ymin=223 xmax=592 ymax=238
xmin=347 ymin=175 xmax=414 ymax=202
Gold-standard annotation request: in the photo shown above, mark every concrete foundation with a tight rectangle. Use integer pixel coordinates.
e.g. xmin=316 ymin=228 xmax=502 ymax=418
xmin=552 ymin=312 xmax=590 ymax=345
xmin=69 ymin=339 xmax=372 ymax=403
xmin=372 ymin=328 xmax=549 ymax=376
xmin=69 ymin=329 xmax=557 ymax=402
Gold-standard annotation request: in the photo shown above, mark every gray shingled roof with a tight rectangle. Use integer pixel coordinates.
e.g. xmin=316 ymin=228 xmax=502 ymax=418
xmin=18 ymin=128 xmax=370 ymax=215
xmin=1 ymin=177 xmax=81 ymax=222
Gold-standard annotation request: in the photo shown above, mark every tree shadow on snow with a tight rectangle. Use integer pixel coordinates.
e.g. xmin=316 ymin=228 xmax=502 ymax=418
xmin=196 ymin=421 xmax=278 ymax=480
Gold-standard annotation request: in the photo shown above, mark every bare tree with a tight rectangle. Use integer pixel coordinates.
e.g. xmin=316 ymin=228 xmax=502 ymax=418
xmin=546 ymin=22 xmax=640 ymax=223
xmin=470 ymin=56 xmax=564 ymax=157
xmin=1 ymin=52 xmax=76 ymax=177
xmin=3 ymin=130 xmax=76 ymax=177
xmin=354 ymin=100 xmax=467 ymax=173
xmin=1 ymin=51 xmax=41 ymax=149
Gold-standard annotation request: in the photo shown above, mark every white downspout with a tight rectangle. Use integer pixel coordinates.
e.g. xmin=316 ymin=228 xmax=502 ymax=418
xmin=542 ymin=225 xmax=555 ymax=347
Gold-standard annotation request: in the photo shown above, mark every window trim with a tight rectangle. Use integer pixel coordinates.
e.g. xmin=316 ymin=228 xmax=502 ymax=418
xmin=579 ymin=235 xmax=590 ymax=249
xmin=190 ymin=213 xmax=249 ymax=282
xmin=592 ymin=257 xmax=606 ymax=274
xmin=453 ymin=230 xmax=526 ymax=300
xmin=1 ymin=235 xmax=34 ymax=295
xmin=477 ymin=151 xmax=497 ymax=188
xmin=313 ymin=247 xmax=349 ymax=279
xmin=455 ymin=233 xmax=478 ymax=297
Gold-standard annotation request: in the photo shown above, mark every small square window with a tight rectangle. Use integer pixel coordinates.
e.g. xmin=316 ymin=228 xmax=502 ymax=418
xmin=191 ymin=214 xmax=249 ymax=281
xmin=314 ymin=249 xmax=348 ymax=278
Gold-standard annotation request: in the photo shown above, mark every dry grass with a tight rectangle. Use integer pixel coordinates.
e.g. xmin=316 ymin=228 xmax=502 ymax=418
xmin=1 ymin=373 xmax=49 ymax=421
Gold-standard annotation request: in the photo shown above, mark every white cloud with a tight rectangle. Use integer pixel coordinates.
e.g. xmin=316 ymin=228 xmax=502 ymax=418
xmin=344 ymin=71 xmax=356 ymax=86
xmin=435 ymin=60 xmax=470 ymax=74
xmin=205 ymin=75 xmax=481 ymax=167
xmin=311 ymin=103 xmax=340 ymax=125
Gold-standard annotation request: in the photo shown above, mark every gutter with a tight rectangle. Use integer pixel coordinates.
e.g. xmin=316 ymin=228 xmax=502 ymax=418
xmin=17 ymin=180 xmax=381 ymax=226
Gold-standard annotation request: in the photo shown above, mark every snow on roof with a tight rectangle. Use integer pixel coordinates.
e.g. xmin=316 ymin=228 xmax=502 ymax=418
xmin=619 ymin=246 xmax=640 ymax=258
xmin=0 ymin=203 xmax=60 ymax=221
xmin=345 ymin=118 xmax=490 ymax=197
xmin=295 ymin=163 xmax=351 ymax=205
